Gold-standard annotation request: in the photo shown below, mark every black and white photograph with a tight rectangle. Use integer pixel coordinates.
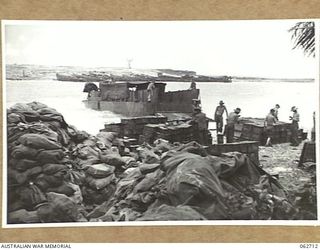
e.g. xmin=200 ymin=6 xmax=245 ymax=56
xmin=2 ymin=20 xmax=319 ymax=226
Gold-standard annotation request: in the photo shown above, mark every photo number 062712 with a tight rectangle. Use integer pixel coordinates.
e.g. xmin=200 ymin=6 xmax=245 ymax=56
xmin=300 ymin=244 xmax=319 ymax=248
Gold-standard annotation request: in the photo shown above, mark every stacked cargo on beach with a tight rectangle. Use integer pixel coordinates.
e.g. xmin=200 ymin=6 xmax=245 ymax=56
xmin=141 ymin=123 xmax=194 ymax=144
xmin=102 ymin=116 xmax=167 ymax=138
xmin=122 ymin=116 xmax=167 ymax=137
xmin=102 ymin=115 xmax=196 ymax=144
xmin=235 ymin=117 xmax=306 ymax=145
xmin=141 ymin=124 xmax=162 ymax=143
xmin=103 ymin=122 xmax=123 ymax=134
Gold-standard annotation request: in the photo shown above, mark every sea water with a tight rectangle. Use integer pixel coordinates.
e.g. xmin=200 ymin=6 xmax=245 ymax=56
xmin=6 ymin=80 xmax=317 ymax=135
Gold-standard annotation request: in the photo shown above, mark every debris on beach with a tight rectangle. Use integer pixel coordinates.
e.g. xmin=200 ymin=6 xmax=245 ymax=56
xmin=259 ymin=143 xmax=317 ymax=220
xmin=6 ymin=102 xmax=316 ymax=223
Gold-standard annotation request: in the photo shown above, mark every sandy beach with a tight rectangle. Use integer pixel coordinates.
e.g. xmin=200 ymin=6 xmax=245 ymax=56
xmin=259 ymin=141 xmax=316 ymax=219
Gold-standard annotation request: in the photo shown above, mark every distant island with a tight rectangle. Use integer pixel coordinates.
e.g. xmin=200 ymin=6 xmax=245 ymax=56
xmin=55 ymin=69 xmax=232 ymax=82
xmin=5 ymin=64 xmax=314 ymax=83
xmin=6 ymin=64 xmax=232 ymax=82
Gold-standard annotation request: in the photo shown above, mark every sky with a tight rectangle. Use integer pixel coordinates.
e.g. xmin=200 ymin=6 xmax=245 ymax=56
xmin=3 ymin=20 xmax=318 ymax=78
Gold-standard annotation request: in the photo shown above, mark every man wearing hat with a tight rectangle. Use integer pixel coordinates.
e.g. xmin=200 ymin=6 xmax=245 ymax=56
xmin=225 ymin=108 xmax=241 ymax=143
xmin=191 ymin=106 xmax=208 ymax=145
xmin=289 ymin=106 xmax=300 ymax=146
xmin=214 ymin=100 xmax=228 ymax=133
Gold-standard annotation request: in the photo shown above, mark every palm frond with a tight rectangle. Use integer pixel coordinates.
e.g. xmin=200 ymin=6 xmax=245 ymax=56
xmin=289 ymin=22 xmax=315 ymax=57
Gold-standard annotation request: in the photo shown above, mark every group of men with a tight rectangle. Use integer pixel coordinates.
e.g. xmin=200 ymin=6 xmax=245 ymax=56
xmin=214 ymin=100 xmax=241 ymax=143
xmin=264 ymin=104 xmax=300 ymax=147
xmin=191 ymin=100 xmax=301 ymax=146
xmin=213 ymin=101 xmax=300 ymax=146
xmin=191 ymin=100 xmax=242 ymax=145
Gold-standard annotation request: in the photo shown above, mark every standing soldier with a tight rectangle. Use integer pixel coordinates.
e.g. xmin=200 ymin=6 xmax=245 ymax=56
xmin=147 ymin=80 xmax=156 ymax=102
xmin=191 ymin=107 xmax=208 ymax=145
xmin=274 ymin=104 xmax=280 ymax=121
xmin=312 ymin=111 xmax=316 ymax=141
xmin=214 ymin=100 xmax=228 ymax=133
xmin=290 ymin=106 xmax=300 ymax=146
xmin=225 ymin=108 xmax=241 ymax=143
xmin=189 ymin=80 xmax=197 ymax=90
xmin=264 ymin=109 xmax=277 ymax=146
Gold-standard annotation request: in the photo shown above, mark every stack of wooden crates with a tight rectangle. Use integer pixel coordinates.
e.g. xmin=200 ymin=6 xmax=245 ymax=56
xmin=142 ymin=123 xmax=194 ymax=144
xmin=235 ymin=117 xmax=295 ymax=145
xmin=102 ymin=116 xmax=167 ymax=138
xmin=102 ymin=115 xmax=196 ymax=144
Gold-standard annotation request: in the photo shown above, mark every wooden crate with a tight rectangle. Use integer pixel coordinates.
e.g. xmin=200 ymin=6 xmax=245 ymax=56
xmin=237 ymin=117 xmax=292 ymax=145
xmin=298 ymin=141 xmax=316 ymax=167
xmin=102 ymin=123 xmax=123 ymax=135
xmin=207 ymin=141 xmax=260 ymax=166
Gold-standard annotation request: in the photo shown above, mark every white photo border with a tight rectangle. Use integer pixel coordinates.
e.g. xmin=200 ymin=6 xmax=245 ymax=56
xmin=2 ymin=19 xmax=320 ymax=228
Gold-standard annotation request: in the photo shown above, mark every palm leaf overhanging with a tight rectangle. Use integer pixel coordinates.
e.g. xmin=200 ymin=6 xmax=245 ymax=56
xmin=289 ymin=22 xmax=315 ymax=57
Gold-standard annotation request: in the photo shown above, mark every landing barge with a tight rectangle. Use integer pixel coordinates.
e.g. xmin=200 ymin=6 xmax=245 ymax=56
xmin=83 ymin=81 xmax=199 ymax=116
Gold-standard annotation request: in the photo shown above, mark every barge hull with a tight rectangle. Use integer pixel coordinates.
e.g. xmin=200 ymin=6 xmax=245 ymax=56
xmin=84 ymin=100 xmax=155 ymax=116
xmin=84 ymin=100 xmax=196 ymax=116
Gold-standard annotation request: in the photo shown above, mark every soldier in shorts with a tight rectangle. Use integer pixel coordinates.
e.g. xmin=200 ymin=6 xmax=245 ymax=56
xmin=264 ymin=108 xmax=277 ymax=146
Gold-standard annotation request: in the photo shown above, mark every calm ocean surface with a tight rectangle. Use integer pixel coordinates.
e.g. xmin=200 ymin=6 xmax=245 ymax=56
xmin=6 ymin=80 xmax=317 ymax=135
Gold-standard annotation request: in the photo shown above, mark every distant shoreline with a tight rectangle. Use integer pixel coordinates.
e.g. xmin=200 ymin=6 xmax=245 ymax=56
xmin=5 ymin=64 xmax=314 ymax=83
xmin=232 ymin=77 xmax=314 ymax=83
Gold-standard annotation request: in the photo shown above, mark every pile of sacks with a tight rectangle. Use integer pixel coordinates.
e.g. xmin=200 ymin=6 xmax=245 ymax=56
xmin=86 ymin=141 xmax=296 ymax=221
xmin=7 ymin=102 xmax=139 ymax=223
xmin=7 ymin=102 xmax=91 ymax=223
xmin=7 ymin=102 xmax=301 ymax=224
